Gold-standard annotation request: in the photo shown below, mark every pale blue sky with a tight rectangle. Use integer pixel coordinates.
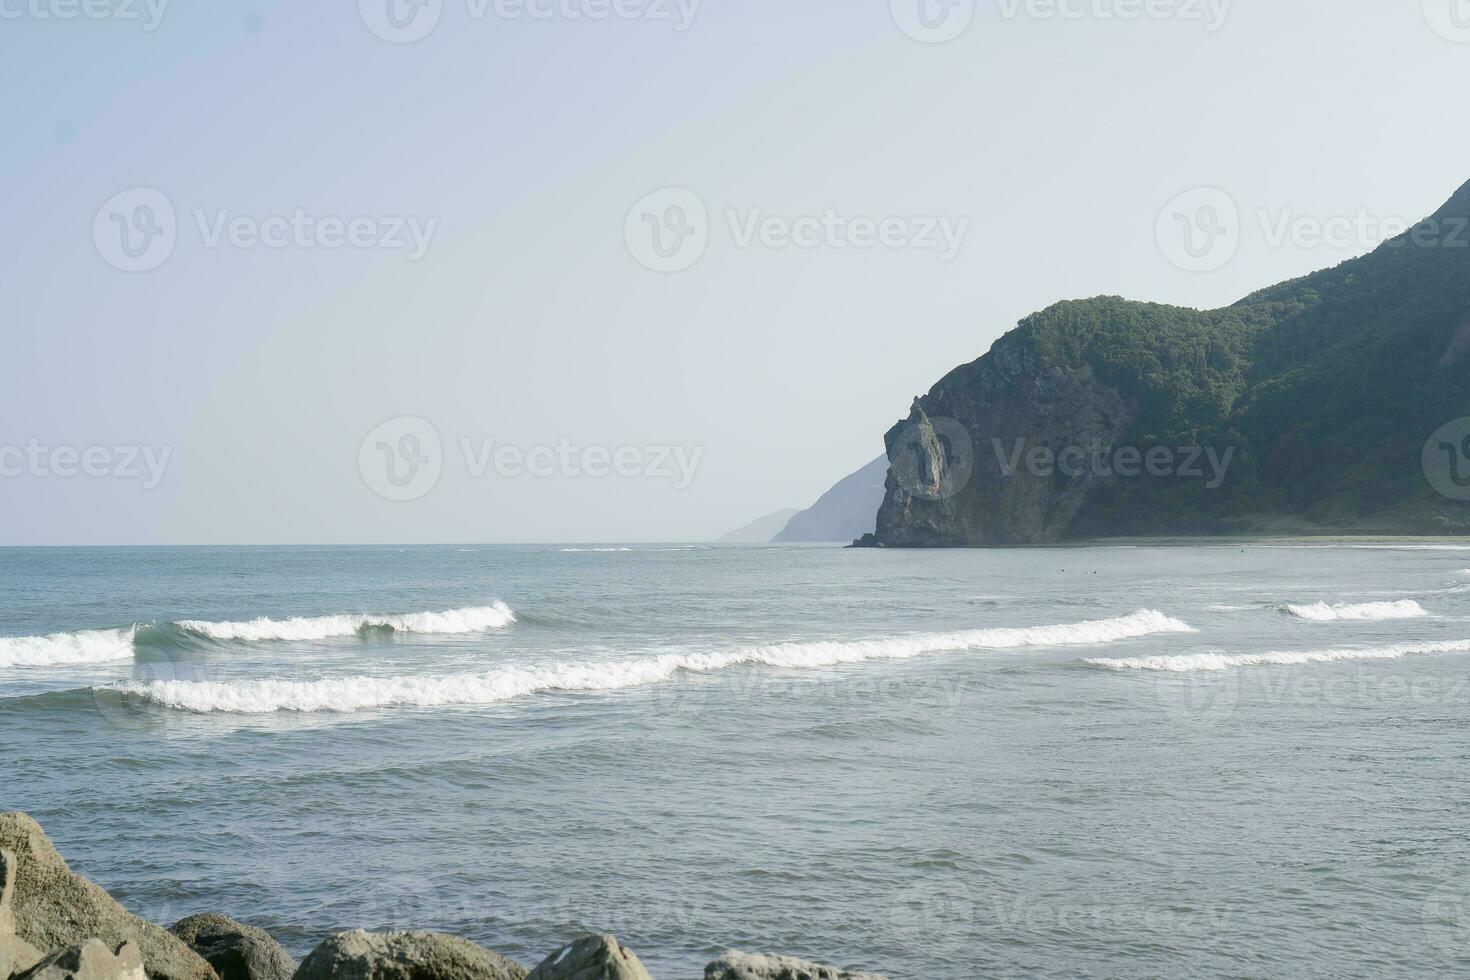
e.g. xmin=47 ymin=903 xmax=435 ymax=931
xmin=3 ymin=0 xmax=1469 ymax=544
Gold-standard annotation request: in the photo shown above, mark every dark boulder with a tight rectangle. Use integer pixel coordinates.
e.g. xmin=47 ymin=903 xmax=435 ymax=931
xmin=292 ymin=931 xmax=525 ymax=980
xmin=704 ymin=951 xmax=888 ymax=980
xmin=169 ymin=915 xmax=295 ymax=980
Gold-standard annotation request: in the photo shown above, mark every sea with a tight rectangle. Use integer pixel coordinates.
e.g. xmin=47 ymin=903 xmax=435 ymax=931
xmin=3 ymin=542 xmax=1470 ymax=979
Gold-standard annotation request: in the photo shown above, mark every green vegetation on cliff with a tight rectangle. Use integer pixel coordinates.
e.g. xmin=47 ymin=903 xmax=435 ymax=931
xmin=874 ymin=178 xmax=1470 ymax=544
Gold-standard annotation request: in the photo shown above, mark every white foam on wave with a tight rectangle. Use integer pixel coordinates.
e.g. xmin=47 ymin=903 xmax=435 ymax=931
xmin=175 ymin=602 xmax=515 ymax=642
xmin=0 ymin=627 xmax=136 ymax=668
xmin=116 ymin=609 xmax=1194 ymax=714
xmin=558 ymin=547 xmax=633 ymax=553
xmin=1278 ymin=599 xmax=1428 ymax=621
xmin=1088 ymin=638 xmax=1470 ymax=673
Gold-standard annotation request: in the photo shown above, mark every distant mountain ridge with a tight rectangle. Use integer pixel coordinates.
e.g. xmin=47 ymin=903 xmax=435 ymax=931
xmin=775 ymin=456 xmax=888 ymax=542
xmin=867 ymin=177 xmax=1470 ymax=546
xmin=720 ymin=508 xmax=800 ymax=543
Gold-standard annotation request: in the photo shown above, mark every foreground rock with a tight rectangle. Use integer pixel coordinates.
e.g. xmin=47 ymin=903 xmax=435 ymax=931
xmin=170 ymin=915 xmax=295 ymax=980
xmin=16 ymin=940 xmax=146 ymax=980
xmin=0 ymin=814 xmax=216 ymax=980
xmin=525 ymin=936 xmax=649 ymax=980
xmin=2 ymin=849 xmax=44 ymax=979
xmin=293 ymin=931 xmax=525 ymax=980
xmin=704 ymin=951 xmax=888 ymax=980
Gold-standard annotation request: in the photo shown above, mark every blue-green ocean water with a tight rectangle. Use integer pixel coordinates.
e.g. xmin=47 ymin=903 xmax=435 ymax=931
xmin=4 ymin=543 xmax=1470 ymax=978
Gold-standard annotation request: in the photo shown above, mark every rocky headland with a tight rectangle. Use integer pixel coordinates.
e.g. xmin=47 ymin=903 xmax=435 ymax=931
xmin=862 ymin=176 xmax=1470 ymax=546
xmin=0 ymin=814 xmax=886 ymax=980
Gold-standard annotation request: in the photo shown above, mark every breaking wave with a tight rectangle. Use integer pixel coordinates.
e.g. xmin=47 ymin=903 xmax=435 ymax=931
xmin=111 ymin=609 xmax=1194 ymax=714
xmin=1087 ymin=638 xmax=1470 ymax=673
xmin=0 ymin=627 xmax=137 ymax=668
xmin=1276 ymin=600 xmax=1428 ymax=621
xmin=174 ymin=603 xmax=516 ymax=642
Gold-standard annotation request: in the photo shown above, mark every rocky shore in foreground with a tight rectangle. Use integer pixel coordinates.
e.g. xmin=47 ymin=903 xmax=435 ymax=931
xmin=0 ymin=814 xmax=887 ymax=980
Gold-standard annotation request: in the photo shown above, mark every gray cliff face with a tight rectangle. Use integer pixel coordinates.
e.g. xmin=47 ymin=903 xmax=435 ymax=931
xmin=873 ymin=337 xmax=1134 ymax=547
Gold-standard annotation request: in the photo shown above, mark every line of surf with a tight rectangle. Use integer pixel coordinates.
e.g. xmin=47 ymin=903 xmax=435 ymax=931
xmin=1087 ymin=638 xmax=1470 ymax=673
xmin=0 ymin=627 xmax=137 ymax=668
xmin=1275 ymin=599 xmax=1428 ymax=621
xmin=109 ymin=609 xmax=1195 ymax=714
xmin=174 ymin=602 xmax=516 ymax=642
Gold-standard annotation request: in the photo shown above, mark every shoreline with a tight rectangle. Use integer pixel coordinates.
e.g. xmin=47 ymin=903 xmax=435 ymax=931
xmin=850 ymin=532 xmax=1470 ymax=550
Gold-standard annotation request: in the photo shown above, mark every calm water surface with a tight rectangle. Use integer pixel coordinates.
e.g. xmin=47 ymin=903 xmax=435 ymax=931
xmin=3 ymin=543 xmax=1470 ymax=978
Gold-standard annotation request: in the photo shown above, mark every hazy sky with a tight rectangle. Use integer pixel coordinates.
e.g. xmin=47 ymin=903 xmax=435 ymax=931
xmin=3 ymin=0 xmax=1469 ymax=544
